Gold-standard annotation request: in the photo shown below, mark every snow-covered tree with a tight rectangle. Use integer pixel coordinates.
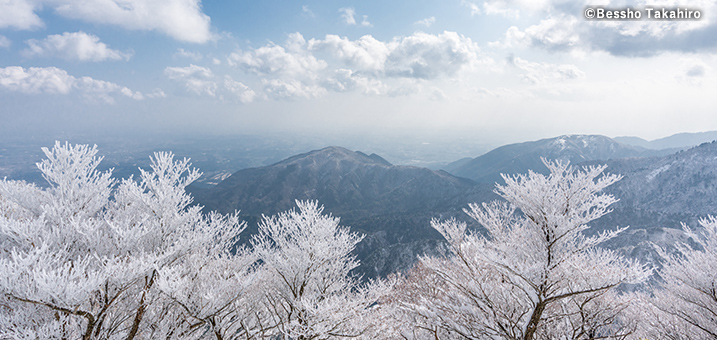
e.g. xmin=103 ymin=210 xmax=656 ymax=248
xmin=650 ymin=216 xmax=717 ymax=339
xmin=414 ymin=159 xmax=651 ymax=340
xmin=0 ymin=142 xmax=137 ymax=339
xmin=378 ymin=261 xmax=456 ymax=340
xmin=252 ymin=200 xmax=389 ymax=340
xmin=153 ymin=212 xmax=268 ymax=340
xmin=0 ymin=142 xmax=256 ymax=339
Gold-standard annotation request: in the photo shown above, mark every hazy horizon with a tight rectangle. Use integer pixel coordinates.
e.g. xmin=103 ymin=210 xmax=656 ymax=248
xmin=1 ymin=0 xmax=716 ymax=147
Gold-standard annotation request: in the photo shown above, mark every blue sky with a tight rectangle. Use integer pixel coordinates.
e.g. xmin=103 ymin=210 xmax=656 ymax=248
xmin=1 ymin=0 xmax=716 ymax=143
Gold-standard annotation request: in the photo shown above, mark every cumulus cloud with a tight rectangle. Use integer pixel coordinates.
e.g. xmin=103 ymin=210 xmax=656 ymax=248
xmin=585 ymin=8 xmax=717 ymax=56
xmin=496 ymin=16 xmax=580 ymax=51
xmin=490 ymin=0 xmax=717 ymax=56
xmin=225 ymin=31 xmax=491 ymax=100
xmin=0 ymin=66 xmax=143 ymax=103
xmin=309 ymin=31 xmax=485 ymax=79
xmin=360 ymin=15 xmax=372 ymax=27
xmin=229 ymin=33 xmax=327 ymax=78
xmin=145 ymin=88 xmax=166 ymax=98
xmin=322 ymin=69 xmax=386 ymax=95
xmin=675 ymin=57 xmax=712 ymax=85
xmin=164 ymin=64 xmax=258 ymax=102
xmin=507 ymin=56 xmax=584 ymax=85
xmin=308 ymin=34 xmax=389 ymax=72
xmin=0 ymin=0 xmax=43 ymax=29
xmin=22 ymin=32 xmax=132 ymax=61
xmin=164 ymin=64 xmax=218 ymax=96
xmin=385 ymin=31 xmax=484 ymax=79
xmin=263 ymin=78 xmax=326 ymax=100
xmin=175 ymin=48 xmax=203 ymax=61
xmin=339 ymin=7 xmax=357 ymax=25
xmin=414 ymin=17 xmax=436 ymax=27
xmin=224 ymin=76 xmax=257 ymax=103
xmin=480 ymin=0 xmax=558 ymax=18
xmin=1 ymin=0 xmax=212 ymax=43
xmin=339 ymin=7 xmax=371 ymax=27
xmin=0 ymin=35 xmax=10 ymax=48
xmin=0 ymin=66 xmax=74 ymax=94
xmin=461 ymin=0 xmax=481 ymax=16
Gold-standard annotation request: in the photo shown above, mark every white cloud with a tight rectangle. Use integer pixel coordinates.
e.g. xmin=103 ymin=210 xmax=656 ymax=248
xmin=675 ymin=57 xmax=712 ymax=85
xmin=302 ymin=5 xmax=315 ymax=18
xmin=164 ymin=65 xmax=258 ymax=102
xmin=508 ymin=56 xmax=584 ymax=85
xmin=229 ymin=33 xmax=327 ymax=77
xmin=145 ymin=88 xmax=166 ymax=98
xmin=492 ymin=15 xmax=581 ymax=52
xmin=0 ymin=35 xmax=10 ymax=48
xmin=385 ymin=31 xmax=485 ymax=79
xmin=322 ymin=69 xmax=386 ymax=95
xmin=491 ymin=26 xmax=529 ymax=48
xmin=22 ymin=31 xmax=132 ymax=61
xmin=308 ymin=34 xmax=389 ymax=72
xmin=263 ymin=78 xmax=326 ymax=100
xmin=490 ymin=0 xmax=717 ymax=56
xmin=175 ymin=48 xmax=203 ymax=61
xmin=0 ymin=0 xmax=43 ymax=30
xmin=164 ymin=64 xmax=218 ymax=96
xmin=414 ymin=17 xmax=436 ymax=27
xmin=429 ymin=87 xmax=448 ymax=101
xmin=309 ymin=31 xmax=486 ymax=79
xmin=0 ymin=66 xmax=143 ymax=103
xmin=225 ymin=31 xmax=493 ymax=101
xmin=461 ymin=1 xmax=481 ymax=16
xmin=481 ymin=0 xmax=553 ymax=18
xmin=339 ymin=7 xmax=357 ymax=25
xmin=360 ymin=15 xmax=372 ymax=27
xmin=56 ymin=0 xmax=212 ymax=43
xmin=474 ymin=87 xmax=528 ymax=99
xmin=0 ymin=66 xmax=74 ymax=94
xmin=2 ymin=0 xmax=212 ymax=43
xmin=339 ymin=7 xmax=371 ymax=27
xmin=224 ymin=76 xmax=256 ymax=103
xmin=387 ymin=84 xmax=419 ymax=97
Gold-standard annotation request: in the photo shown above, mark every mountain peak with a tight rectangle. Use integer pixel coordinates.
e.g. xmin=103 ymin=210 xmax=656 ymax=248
xmin=278 ymin=146 xmax=393 ymax=168
xmin=444 ymin=134 xmax=662 ymax=183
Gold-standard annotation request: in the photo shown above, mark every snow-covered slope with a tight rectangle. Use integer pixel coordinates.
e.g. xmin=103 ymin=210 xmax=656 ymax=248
xmin=443 ymin=134 xmax=666 ymax=183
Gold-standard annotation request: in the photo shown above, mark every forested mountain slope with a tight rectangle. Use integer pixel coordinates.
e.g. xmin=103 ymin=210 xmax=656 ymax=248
xmin=191 ymin=146 xmax=496 ymax=278
xmin=444 ymin=134 xmax=670 ymax=183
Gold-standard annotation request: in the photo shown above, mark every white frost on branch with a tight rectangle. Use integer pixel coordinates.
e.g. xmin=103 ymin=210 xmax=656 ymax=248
xmin=413 ymin=159 xmax=651 ymax=340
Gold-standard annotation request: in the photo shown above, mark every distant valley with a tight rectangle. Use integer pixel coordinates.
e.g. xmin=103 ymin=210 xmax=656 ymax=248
xmin=188 ymin=133 xmax=717 ymax=279
xmin=3 ymin=131 xmax=717 ymax=279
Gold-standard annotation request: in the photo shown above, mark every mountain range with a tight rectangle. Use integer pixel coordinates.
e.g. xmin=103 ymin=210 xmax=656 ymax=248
xmin=614 ymin=130 xmax=717 ymax=150
xmin=442 ymin=134 xmax=673 ymax=183
xmin=191 ymin=135 xmax=717 ymax=279
xmin=190 ymin=146 xmax=496 ymax=278
xmin=6 ymin=131 xmax=715 ymax=279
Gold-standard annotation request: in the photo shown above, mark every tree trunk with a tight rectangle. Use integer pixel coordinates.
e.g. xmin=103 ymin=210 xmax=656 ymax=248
xmin=126 ymin=270 xmax=156 ymax=340
xmin=523 ymin=300 xmax=547 ymax=340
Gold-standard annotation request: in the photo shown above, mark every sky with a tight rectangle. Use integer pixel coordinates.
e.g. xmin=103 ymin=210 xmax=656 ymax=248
xmin=1 ymin=0 xmax=716 ymax=145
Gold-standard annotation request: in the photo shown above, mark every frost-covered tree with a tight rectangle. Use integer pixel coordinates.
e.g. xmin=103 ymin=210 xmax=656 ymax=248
xmin=379 ymin=261 xmax=456 ymax=340
xmin=0 ymin=142 xmax=256 ymax=339
xmin=650 ymin=216 xmax=717 ymax=339
xmin=415 ymin=159 xmax=651 ymax=340
xmin=252 ymin=200 xmax=389 ymax=340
